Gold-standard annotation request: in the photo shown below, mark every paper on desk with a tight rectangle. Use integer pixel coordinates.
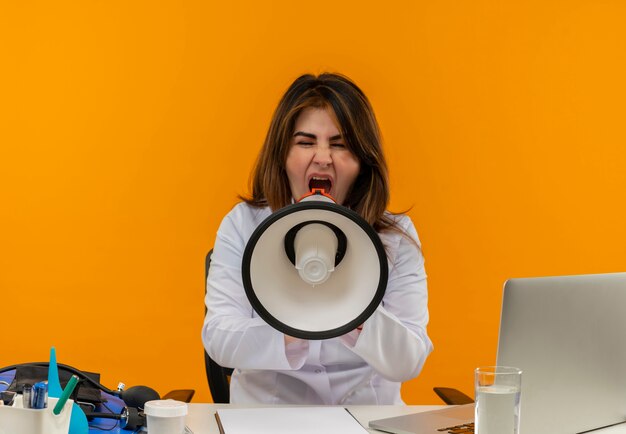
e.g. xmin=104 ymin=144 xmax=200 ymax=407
xmin=214 ymin=407 xmax=368 ymax=434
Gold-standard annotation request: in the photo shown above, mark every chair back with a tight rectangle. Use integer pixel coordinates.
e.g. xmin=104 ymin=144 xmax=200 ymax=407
xmin=204 ymin=249 xmax=234 ymax=403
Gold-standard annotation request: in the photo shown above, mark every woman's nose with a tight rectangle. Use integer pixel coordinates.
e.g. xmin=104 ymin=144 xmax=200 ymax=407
xmin=313 ymin=145 xmax=332 ymax=166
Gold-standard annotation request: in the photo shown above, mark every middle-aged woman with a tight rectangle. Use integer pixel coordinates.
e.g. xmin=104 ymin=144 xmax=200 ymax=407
xmin=202 ymin=73 xmax=433 ymax=405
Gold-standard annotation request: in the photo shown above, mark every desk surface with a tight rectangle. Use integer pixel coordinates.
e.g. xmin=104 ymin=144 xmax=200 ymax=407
xmin=183 ymin=404 xmax=626 ymax=434
xmin=186 ymin=404 xmax=441 ymax=434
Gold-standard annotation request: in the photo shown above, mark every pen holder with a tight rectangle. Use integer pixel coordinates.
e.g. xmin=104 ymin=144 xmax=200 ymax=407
xmin=0 ymin=395 xmax=73 ymax=434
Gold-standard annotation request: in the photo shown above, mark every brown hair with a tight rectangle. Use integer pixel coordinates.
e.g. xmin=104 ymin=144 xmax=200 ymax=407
xmin=242 ymin=73 xmax=400 ymax=234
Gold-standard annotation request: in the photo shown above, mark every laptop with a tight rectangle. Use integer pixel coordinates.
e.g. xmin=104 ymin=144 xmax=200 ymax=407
xmin=369 ymin=272 xmax=626 ymax=434
xmin=368 ymin=404 xmax=474 ymax=434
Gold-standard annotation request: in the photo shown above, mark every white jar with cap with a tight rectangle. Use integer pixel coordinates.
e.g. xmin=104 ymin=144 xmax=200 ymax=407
xmin=144 ymin=399 xmax=188 ymax=434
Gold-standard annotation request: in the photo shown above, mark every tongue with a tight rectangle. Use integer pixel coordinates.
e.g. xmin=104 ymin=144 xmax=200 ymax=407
xmin=309 ymin=179 xmax=331 ymax=192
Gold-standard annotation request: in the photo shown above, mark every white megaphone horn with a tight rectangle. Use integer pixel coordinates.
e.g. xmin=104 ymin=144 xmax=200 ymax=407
xmin=241 ymin=189 xmax=388 ymax=340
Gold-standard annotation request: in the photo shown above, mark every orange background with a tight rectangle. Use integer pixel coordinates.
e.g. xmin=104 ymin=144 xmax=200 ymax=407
xmin=1 ymin=1 xmax=625 ymax=404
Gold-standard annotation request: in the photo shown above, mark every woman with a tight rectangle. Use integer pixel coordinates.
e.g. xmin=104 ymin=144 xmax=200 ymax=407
xmin=202 ymin=73 xmax=432 ymax=405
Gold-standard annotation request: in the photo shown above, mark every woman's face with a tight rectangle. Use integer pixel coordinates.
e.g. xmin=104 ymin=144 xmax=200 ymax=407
xmin=285 ymin=107 xmax=360 ymax=205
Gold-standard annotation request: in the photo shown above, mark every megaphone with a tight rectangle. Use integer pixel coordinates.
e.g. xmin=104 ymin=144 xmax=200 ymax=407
xmin=242 ymin=189 xmax=388 ymax=340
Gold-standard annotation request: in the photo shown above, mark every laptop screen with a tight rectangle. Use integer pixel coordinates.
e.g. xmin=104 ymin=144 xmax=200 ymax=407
xmin=496 ymin=272 xmax=626 ymax=434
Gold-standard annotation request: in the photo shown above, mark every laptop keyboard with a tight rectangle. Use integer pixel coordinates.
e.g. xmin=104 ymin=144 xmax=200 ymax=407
xmin=437 ymin=422 xmax=474 ymax=433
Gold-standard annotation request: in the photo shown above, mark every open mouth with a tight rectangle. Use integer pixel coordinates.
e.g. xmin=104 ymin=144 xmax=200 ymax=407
xmin=308 ymin=177 xmax=332 ymax=193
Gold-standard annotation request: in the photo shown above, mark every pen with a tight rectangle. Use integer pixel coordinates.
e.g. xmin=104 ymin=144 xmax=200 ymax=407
xmin=32 ymin=381 xmax=48 ymax=409
xmin=23 ymin=384 xmax=33 ymax=408
xmin=53 ymin=374 xmax=79 ymax=415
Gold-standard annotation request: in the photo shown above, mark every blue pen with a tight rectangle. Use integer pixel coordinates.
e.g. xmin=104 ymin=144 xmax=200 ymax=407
xmin=32 ymin=381 xmax=48 ymax=409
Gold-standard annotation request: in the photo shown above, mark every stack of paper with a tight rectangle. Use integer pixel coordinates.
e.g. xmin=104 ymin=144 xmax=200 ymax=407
xmin=215 ymin=407 xmax=368 ymax=434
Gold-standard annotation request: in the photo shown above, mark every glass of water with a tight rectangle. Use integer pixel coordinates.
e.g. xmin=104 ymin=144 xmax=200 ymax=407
xmin=475 ymin=366 xmax=522 ymax=434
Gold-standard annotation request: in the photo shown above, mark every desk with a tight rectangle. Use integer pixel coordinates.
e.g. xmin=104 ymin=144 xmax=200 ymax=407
xmin=185 ymin=404 xmax=441 ymax=434
xmin=183 ymin=404 xmax=626 ymax=434
xmin=3 ymin=365 xmax=626 ymax=434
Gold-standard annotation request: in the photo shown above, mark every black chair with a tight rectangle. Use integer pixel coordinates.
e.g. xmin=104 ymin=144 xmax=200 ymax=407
xmin=161 ymin=389 xmax=195 ymax=402
xmin=204 ymin=250 xmax=234 ymax=403
xmin=433 ymin=387 xmax=474 ymax=405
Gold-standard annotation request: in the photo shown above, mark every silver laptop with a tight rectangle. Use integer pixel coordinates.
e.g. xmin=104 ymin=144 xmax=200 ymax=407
xmin=368 ymin=404 xmax=474 ymax=434
xmin=369 ymin=272 xmax=626 ymax=434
